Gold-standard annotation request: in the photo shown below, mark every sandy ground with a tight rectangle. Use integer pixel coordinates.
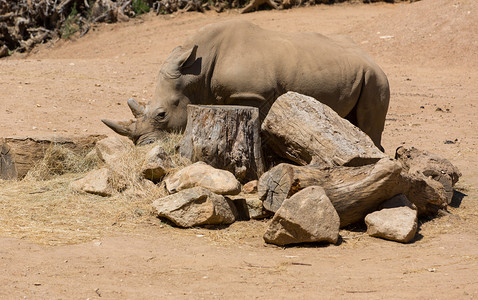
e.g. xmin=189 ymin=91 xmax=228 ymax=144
xmin=1 ymin=0 xmax=478 ymax=298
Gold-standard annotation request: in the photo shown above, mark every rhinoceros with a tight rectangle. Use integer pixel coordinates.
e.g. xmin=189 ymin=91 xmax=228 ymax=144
xmin=102 ymin=20 xmax=390 ymax=150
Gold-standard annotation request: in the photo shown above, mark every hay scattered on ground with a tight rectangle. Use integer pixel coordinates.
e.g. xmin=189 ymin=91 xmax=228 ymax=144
xmin=0 ymin=132 xmax=186 ymax=246
xmin=0 ymin=130 xmax=476 ymax=247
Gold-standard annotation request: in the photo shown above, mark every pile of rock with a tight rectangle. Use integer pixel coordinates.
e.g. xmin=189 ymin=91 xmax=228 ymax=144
xmin=70 ymin=91 xmax=461 ymax=246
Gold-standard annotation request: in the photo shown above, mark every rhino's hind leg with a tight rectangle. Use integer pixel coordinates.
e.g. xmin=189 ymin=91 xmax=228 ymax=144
xmin=354 ymin=70 xmax=390 ymax=152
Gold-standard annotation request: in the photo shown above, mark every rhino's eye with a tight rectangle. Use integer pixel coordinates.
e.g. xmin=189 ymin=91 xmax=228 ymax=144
xmin=157 ymin=112 xmax=166 ymax=119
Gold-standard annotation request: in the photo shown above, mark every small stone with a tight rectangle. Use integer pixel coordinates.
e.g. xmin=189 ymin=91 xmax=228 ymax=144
xmin=70 ymin=168 xmax=113 ymax=197
xmin=152 ymin=187 xmax=236 ymax=227
xmin=164 ymin=162 xmax=241 ymax=195
xmin=141 ymin=145 xmax=174 ymax=183
xmin=365 ymin=207 xmax=418 ymax=243
xmin=243 ymin=180 xmax=258 ymax=194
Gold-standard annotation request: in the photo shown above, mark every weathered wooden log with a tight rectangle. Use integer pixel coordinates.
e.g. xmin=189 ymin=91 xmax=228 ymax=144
xmin=261 ymin=91 xmax=386 ymax=167
xmin=395 ymin=146 xmax=461 ymax=204
xmin=0 ymin=140 xmax=17 ymax=180
xmin=180 ymin=105 xmax=264 ymax=183
xmin=258 ymin=158 xmax=408 ymax=227
xmin=0 ymin=135 xmax=105 ymax=179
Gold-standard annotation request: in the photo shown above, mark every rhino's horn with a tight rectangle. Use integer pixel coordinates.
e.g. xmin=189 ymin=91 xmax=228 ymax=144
xmin=101 ymin=118 xmax=136 ymax=138
xmin=127 ymin=98 xmax=145 ymax=118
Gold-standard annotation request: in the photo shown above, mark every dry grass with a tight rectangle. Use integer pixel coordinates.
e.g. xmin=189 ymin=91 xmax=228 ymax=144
xmin=25 ymin=144 xmax=100 ymax=181
xmin=0 ymin=132 xmax=187 ymax=246
xmin=1 ymin=130 xmax=477 ymax=247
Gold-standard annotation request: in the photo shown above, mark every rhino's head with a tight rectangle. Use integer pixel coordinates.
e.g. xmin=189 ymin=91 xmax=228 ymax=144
xmin=102 ymin=45 xmax=200 ymax=145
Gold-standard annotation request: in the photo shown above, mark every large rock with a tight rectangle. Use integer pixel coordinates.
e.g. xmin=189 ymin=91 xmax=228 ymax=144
xmin=95 ymin=136 xmax=134 ymax=169
xmin=164 ymin=162 xmax=241 ymax=195
xmin=365 ymin=206 xmax=418 ymax=243
xmin=70 ymin=168 xmax=113 ymax=197
xmin=141 ymin=145 xmax=174 ymax=183
xmin=261 ymin=91 xmax=386 ymax=167
xmin=396 ymin=146 xmax=461 ymax=203
xmin=152 ymin=187 xmax=236 ymax=227
xmin=263 ymin=186 xmax=340 ymax=246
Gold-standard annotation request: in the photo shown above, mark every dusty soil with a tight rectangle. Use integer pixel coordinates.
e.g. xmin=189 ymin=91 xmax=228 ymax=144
xmin=1 ymin=0 xmax=478 ymax=298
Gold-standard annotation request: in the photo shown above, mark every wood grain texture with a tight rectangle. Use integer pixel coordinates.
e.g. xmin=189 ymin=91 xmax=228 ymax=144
xmin=262 ymin=92 xmax=386 ymax=167
xmin=180 ymin=105 xmax=264 ymax=182
xmin=258 ymin=158 xmax=408 ymax=227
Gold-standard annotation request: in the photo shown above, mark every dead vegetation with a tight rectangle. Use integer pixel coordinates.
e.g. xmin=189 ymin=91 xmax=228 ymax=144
xmin=0 ymin=0 xmax=414 ymax=57
xmin=0 ymin=132 xmax=186 ymax=245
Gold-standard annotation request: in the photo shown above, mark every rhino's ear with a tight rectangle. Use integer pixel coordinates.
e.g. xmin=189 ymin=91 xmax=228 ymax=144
xmin=162 ymin=45 xmax=198 ymax=78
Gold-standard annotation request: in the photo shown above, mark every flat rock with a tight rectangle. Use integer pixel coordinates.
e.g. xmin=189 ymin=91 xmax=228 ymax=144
xmin=141 ymin=145 xmax=174 ymax=183
xmin=164 ymin=162 xmax=241 ymax=195
xmin=152 ymin=187 xmax=236 ymax=227
xmin=70 ymin=168 xmax=113 ymax=197
xmin=365 ymin=206 xmax=418 ymax=243
xmin=263 ymin=186 xmax=340 ymax=246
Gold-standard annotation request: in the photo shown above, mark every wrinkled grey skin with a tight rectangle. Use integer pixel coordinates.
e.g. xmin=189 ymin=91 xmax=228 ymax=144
xmin=102 ymin=20 xmax=390 ymax=149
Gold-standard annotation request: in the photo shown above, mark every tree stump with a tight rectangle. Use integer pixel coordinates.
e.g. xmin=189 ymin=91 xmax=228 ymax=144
xmin=261 ymin=92 xmax=386 ymax=167
xmin=180 ymin=105 xmax=264 ymax=183
xmin=258 ymin=158 xmax=408 ymax=227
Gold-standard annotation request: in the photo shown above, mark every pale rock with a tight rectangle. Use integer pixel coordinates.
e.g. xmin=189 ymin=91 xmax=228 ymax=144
xmin=70 ymin=168 xmax=112 ymax=197
xmin=263 ymin=186 xmax=340 ymax=245
xmin=365 ymin=206 xmax=418 ymax=243
xmin=95 ymin=136 xmax=134 ymax=169
xmin=152 ymin=187 xmax=236 ymax=227
xmin=164 ymin=162 xmax=241 ymax=195
xmin=141 ymin=145 xmax=174 ymax=183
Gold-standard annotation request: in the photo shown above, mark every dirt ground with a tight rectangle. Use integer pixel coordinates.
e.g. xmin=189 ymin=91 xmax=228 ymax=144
xmin=1 ymin=0 xmax=478 ymax=298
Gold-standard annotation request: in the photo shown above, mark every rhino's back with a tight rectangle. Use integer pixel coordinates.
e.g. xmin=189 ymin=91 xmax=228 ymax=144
xmin=187 ymin=20 xmax=384 ymax=116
